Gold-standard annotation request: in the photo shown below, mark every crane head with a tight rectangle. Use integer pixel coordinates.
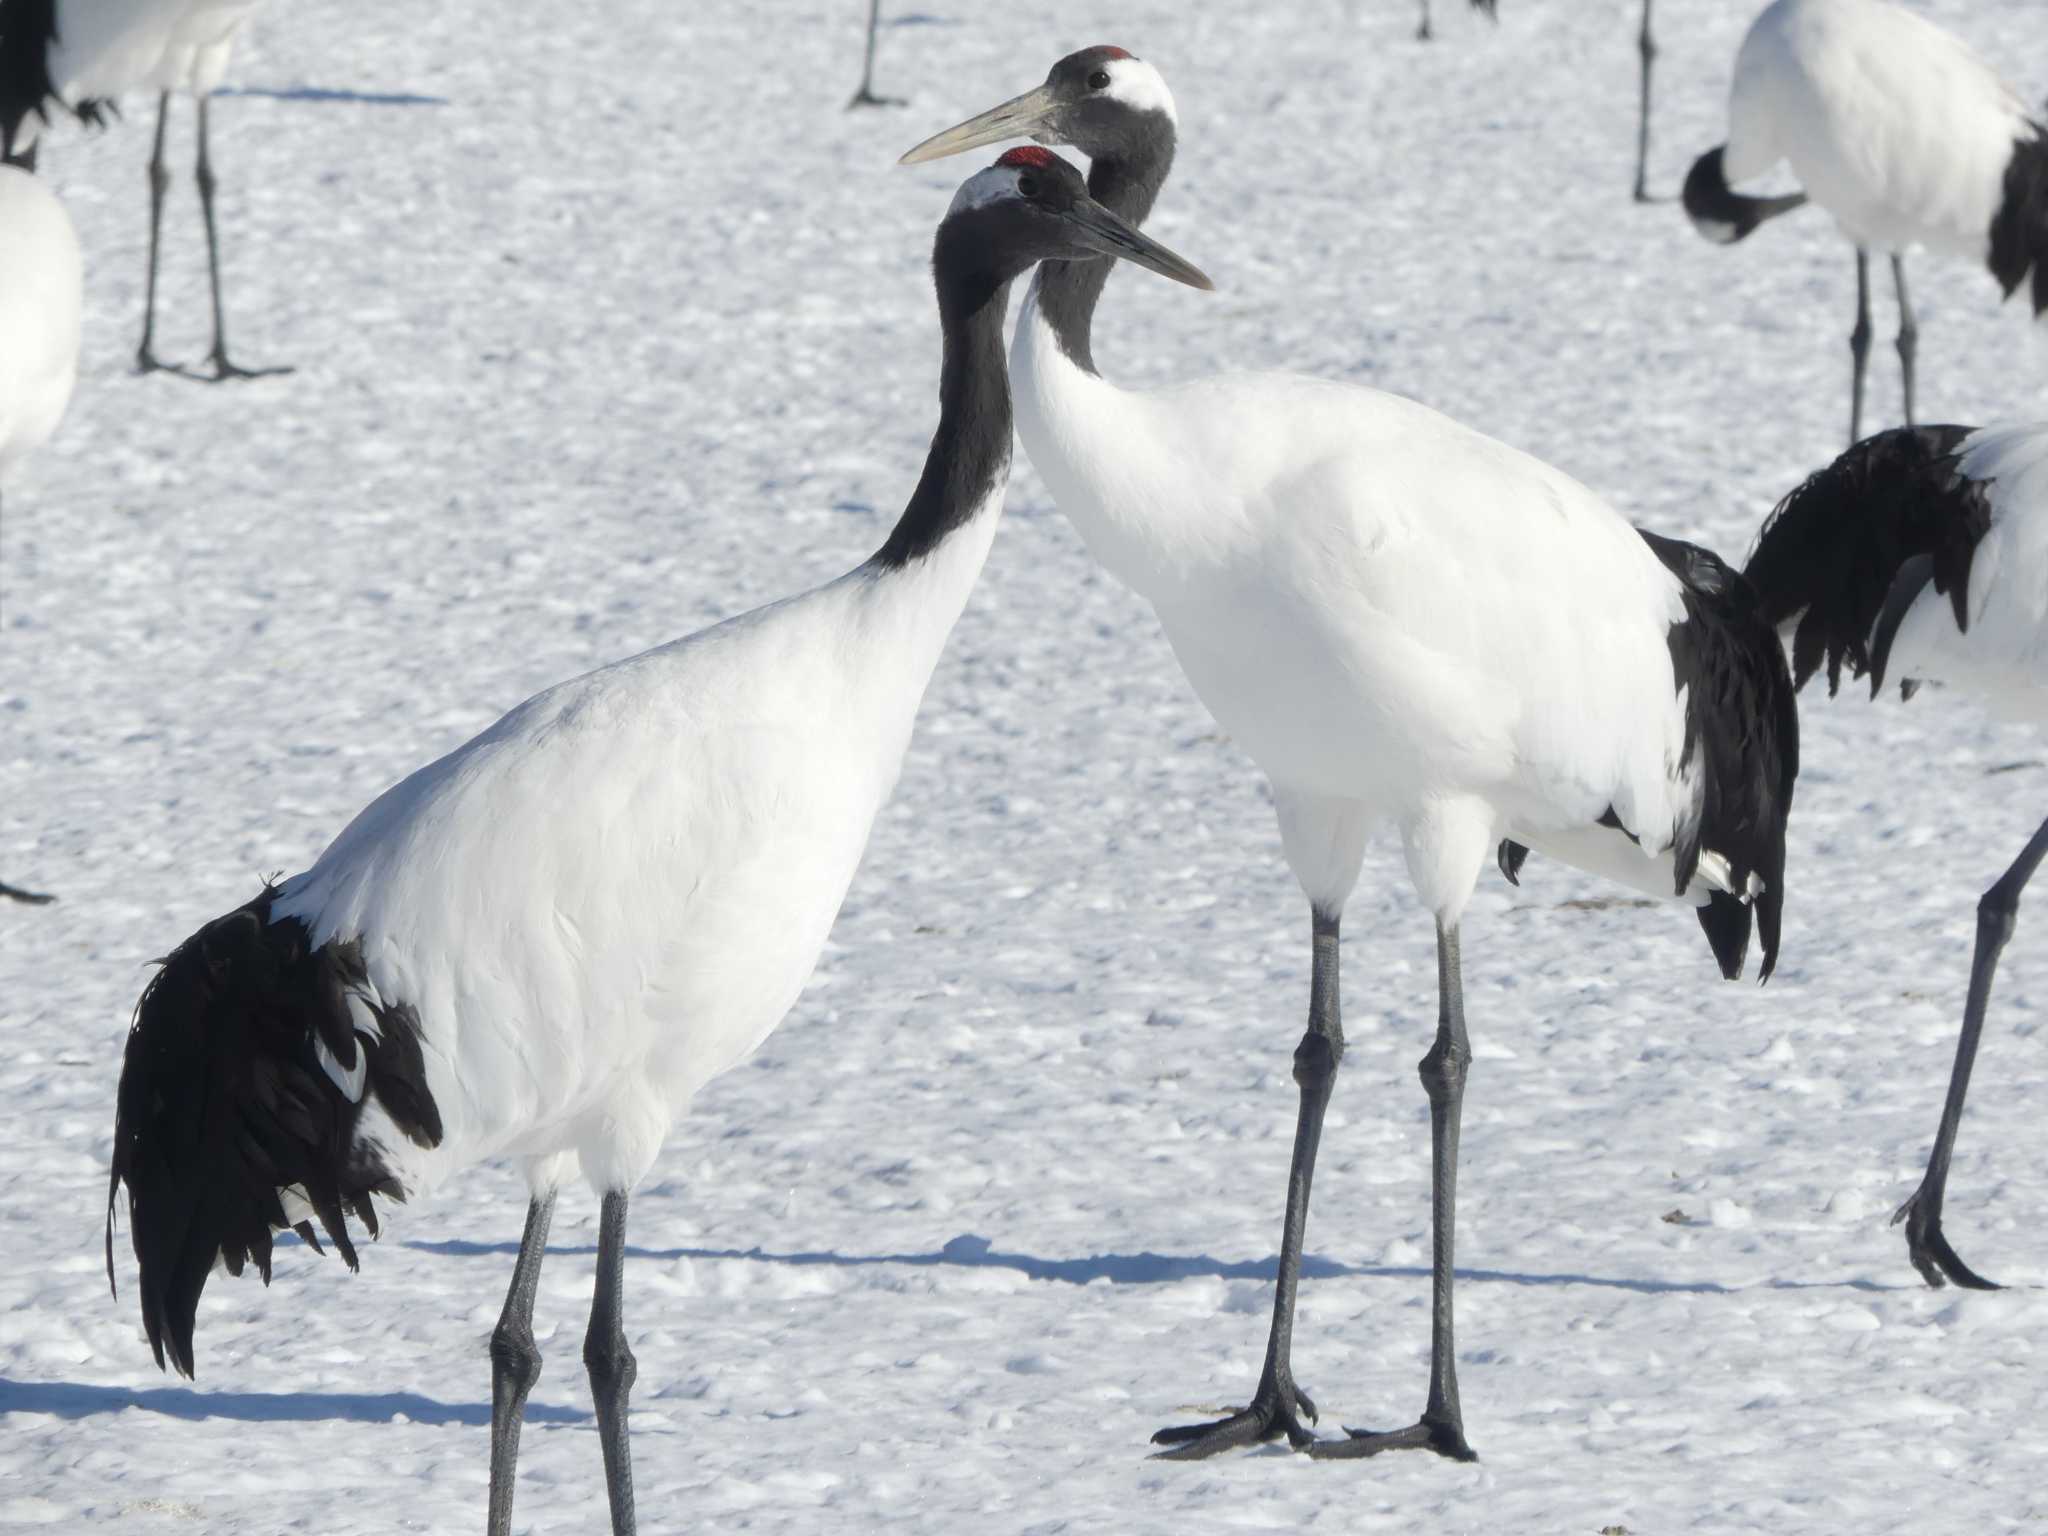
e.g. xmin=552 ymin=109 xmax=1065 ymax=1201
xmin=901 ymin=46 xmax=1177 ymax=168
xmin=939 ymin=147 xmax=1211 ymax=291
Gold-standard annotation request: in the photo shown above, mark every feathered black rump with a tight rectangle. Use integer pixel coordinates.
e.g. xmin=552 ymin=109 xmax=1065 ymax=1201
xmin=107 ymin=888 xmax=442 ymax=1378
xmin=1743 ymin=426 xmax=1989 ymax=695
xmin=1989 ymin=128 xmax=2048 ymax=318
xmin=1640 ymin=531 xmax=1800 ymax=982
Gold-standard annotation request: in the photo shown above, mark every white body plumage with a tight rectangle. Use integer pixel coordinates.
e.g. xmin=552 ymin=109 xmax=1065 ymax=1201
xmin=0 ymin=165 xmax=82 ymax=480
xmin=1884 ymin=424 xmax=2048 ymax=721
xmin=273 ymin=503 xmax=998 ymax=1199
xmin=35 ymin=0 xmax=261 ymax=114
xmin=1013 ymin=303 xmax=1724 ymax=923
xmin=1723 ymin=0 xmax=2031 ymax=258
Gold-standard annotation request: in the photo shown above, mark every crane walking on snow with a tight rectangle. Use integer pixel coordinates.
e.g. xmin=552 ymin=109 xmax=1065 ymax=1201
xmin=1683 ymin=0 xmax=2048 ymax=444
xmin=1745 ymin=422 xmax=2048 ymax=1291
xmin=0 ymin=0 xmax=286 ymax=380
xmin=903 ymin=46 xmax=1798 ymax=1464
xmin=103 ymin=150 xmax=1210 ymax=1536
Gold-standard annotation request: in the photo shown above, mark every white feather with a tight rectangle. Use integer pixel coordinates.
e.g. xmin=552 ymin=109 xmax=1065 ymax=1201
xmin=0 ymin=168 xmax=81 ymax=485
xmin=1011 ymin=297 xmax=1709 ymax=923
xmin=1721 ymin=0 xmax=2031 ymax=258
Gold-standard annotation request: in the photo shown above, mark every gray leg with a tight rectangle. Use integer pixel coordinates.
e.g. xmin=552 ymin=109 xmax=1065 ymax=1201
xmin=584 ymin=1191 xmax=638 ymax=1535
xmin=1417 ymin=0 xmax=1434 ymax=40
xmin=1152 ymin=908 xmax=1342 ymax=1459
xmin=1893 ymin=813 xmax=2048 ymax=1290
xmin=846 ymin=0 xmax=903 ymax=108
xmin=1632 ymin=0 xmax=1657 ymax=202
xmin=1313 ymin=919 xmax=1477 ymax=1462
xmin=1850 ymin=249 xmax=1873 ymax=445
xmin=194 ymin=95 xmax=289 ymax=382
xmin=137 ymin=93 xmax=172 ymax=374
xmin=1892 ymin=254 xmax=1918 ymax=430
xmin=487 ymin=1191 xmax=557 ymax=1536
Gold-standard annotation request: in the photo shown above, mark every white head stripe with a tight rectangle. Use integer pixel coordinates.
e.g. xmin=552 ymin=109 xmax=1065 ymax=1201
xmin=948 ymin=165 xmax=1023 ymax=217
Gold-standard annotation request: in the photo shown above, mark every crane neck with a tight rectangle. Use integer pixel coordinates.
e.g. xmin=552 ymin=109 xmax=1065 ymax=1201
xmin=1030 ymin=132 xmax=1177 ymax=376
xmin=871 ymin=258 xmax=1014 ymax=569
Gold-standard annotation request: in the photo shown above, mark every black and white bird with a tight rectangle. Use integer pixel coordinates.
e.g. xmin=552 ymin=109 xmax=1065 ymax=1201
xmin=0 ymin=159 xmax=80 ymax=906
xmin=1684 ymin=0 xmax=2048 ymax=444
xmin=1408 ymin=0 xmax=1660 ymax=201
xmin=1745 ymin=422 xmax=2048 ymax=1291
xmin=0 ymin=0 xmax=284 ymax=379
xmin=903 ymin=47 xmax=1798 ymax=1463
xmin=103 ymin=149 xmax=1209 ymax=1536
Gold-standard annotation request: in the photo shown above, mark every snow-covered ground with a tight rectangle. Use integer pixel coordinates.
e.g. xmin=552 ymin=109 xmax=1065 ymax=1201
xmin=5 ymin=0 xmax=2048 ymax=1529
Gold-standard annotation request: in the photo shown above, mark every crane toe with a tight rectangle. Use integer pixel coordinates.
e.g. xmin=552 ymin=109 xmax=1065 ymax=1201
xmin=1307 ymin=1414 xmax=1477 ymax=1462
xmin=1892 ymin=1188 xmax=2001 ymax=1291
xmin=1149 ymin=1373 xmax=1318 ymax=1460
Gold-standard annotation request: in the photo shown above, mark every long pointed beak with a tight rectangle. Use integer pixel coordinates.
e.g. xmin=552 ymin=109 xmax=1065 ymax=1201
xmin=1063 ymin=196 xmax=1214 ymax=291
xmin=900 ymin=84 xmax=1061 ymax=165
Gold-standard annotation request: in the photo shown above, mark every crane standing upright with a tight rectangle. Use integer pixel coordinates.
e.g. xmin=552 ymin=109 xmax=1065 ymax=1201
xmin=1684 ymin=0 xmax=2048 ymax=443
xmin=0 ymin=0 xmax=285 ymax=379
xmin=104 ymin=149 xmax=1211 ymax=1535
xmin=904 ymin=46 xmax=1798 ymax=1463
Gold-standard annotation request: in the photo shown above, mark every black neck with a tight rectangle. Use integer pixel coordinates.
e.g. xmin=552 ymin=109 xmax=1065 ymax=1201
xmin=872 ymin=254 xmax=1014 ymax=569
xmin=1033 ymin=132 xmax=1176 ymax=375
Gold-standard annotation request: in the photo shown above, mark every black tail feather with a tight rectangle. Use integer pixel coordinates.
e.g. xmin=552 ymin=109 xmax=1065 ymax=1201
xmin=1640 ymin=531 xmax=1799 ymax=983
xmin=1990 ymin=128 xmax=2048 ymax=318
xmin=107 ymin=888 xmax=442 ymax=1377
xmin=1744 ymin=426 xmax=1989 ymax=695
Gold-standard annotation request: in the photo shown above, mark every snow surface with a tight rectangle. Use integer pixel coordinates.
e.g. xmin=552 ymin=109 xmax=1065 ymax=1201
xmin=4 ymin=0 xmax=2048 ymax=1531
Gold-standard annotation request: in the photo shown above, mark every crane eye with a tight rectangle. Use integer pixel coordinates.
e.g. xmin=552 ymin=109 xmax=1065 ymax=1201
xmin=1016 ymin=174 xmax=1040 ymax=197
xmin=1087 ymin=69 xmax=1111 ymax=90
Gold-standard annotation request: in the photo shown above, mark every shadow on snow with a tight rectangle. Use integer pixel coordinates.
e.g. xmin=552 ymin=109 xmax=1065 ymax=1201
xmin=402 ymin=1231 xmax=1908 ymax=1296
xmin=0 ymin=1378 xmax=584 ymax=1426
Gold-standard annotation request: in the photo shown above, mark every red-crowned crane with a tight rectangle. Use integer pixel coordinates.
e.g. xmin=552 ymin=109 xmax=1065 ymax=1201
xmin=902 ymin=47 xmax=1798 ymax=1463
xmin=1745 ymin=422 xmax=2048 ymax=1291
xmin=0 ymin=159 xmax=81 ymax=906
xmin=0 ymin=0 xmax=285 ymax=379
xmin=103 ymin=149 xmax=1210 ymax=1535
xmin=1683 ymin=0 xmax=2048 ymax=444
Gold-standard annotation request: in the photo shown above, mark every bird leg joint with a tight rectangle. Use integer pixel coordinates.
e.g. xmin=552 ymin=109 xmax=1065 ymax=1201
xmin=490 ymin=1322 xmax=543 ymax=1395
xmin=1293 ymin=1030 xmax=1342 ymax=1092
xmin=583 ymin=1331 xmax=638 ymax=1398
xmin=1977 ymin=883 xmax=2022 ymax=952
xmin=1417 ymin=1035 xmax=1471 ymax=1104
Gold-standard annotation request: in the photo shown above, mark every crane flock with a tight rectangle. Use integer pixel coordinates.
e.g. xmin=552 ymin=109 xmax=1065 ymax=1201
xmin=0 ymin=0 xmax=2042 ymax=1521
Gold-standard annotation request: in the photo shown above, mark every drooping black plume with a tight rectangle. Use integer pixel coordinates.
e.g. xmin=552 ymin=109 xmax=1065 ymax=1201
xmin=0 ymin=0 xmax=109 ymax=166
xmin=1989 ymin=127 xmax=2048 ymax=318
xmin=1499 ymin=534 xmax=1798 ymax=982
xmin=1743 ymin=425 xmax=1990 ymax=696
xmin=1640 ymin=531 xmax=1799 ymax=982
xmin=107 ymin=887 xmax=443 ymax=1378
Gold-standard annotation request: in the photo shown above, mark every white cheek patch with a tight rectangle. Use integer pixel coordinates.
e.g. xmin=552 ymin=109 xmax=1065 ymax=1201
xmin=1105 ymin=58 xmax=1177 ymax=124
xmin=949 ymin=165 xmax=1022 ymax=216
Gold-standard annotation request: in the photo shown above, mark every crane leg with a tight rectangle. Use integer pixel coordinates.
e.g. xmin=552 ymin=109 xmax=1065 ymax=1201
xmin=1150 ymin=908 xmax=1341 ymax=1459
xmin=1633 ymin=0 xmax=1657 ymax=203
xmin=1892 ymin=254 xmax=1918 ymax=430
xmin=584 ymin=1191 xmax=639 ymax=1535
xmin=487 ymin=1190 xmax=557 ymax=1536
xmin=1849 ymin=249 xmax=1873 ymax=445
xmin=1892 ymin=812 xmax=2048 ymax=1290
xmin=194 ymin=95 xmax=289 ymax=382
xmin=847 ymin=0 xmax=904 ymax=108
xmin=137 ymin=93 xmax=172 ymax=375
xmin=1311 ymin=919 xmax=1477 ymax=1461
xmin=1417 ymin=0 xmax=1434 ymax=40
